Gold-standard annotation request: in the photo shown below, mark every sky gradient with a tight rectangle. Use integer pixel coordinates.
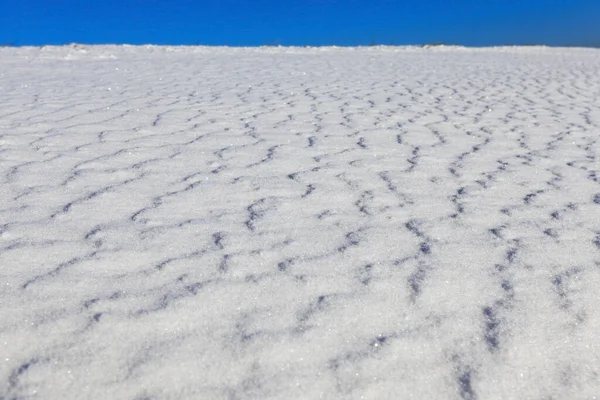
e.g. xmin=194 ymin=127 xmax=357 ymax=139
xmin=2 ymin=0 xmax=599 ymax=47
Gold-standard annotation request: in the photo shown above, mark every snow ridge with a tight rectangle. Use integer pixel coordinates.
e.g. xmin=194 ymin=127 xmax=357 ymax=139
xmin=1 ymin=46 xmax=600 ymax=399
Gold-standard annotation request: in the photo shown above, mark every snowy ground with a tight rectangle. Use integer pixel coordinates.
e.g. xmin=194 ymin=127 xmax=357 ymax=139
xmin=1 ymin=45 xmax=600 ymax=399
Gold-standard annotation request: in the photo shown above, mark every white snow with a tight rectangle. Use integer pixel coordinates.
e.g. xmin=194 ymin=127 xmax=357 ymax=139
xmin=1 ymin=45 xmax=600 ymax=399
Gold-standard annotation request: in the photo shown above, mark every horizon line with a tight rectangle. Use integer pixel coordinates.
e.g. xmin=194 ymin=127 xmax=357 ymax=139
xmin=2 ymin=42 xmax=600 ymax=50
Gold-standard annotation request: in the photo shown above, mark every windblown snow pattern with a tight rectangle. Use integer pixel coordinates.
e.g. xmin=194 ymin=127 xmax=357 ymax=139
xmin=1 ymin=45 xmax=600 ymax=399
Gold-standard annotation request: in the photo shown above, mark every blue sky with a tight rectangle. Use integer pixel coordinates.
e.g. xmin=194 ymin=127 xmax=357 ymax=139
xmin=1 ymin=0 xmax=599 ymax=47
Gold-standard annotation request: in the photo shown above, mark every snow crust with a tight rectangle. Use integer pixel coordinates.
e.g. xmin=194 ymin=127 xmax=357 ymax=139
xmin=1 ymin=45 xmax=600 ymax=399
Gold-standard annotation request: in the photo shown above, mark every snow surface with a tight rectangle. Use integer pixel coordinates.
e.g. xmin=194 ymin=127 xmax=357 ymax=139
xmin=1 ymin=45 xmax=600 ymax=399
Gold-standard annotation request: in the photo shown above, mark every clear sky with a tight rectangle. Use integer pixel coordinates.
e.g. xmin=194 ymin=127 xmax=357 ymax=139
xmin=1 ymin=0 xmax=599 ymax=47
